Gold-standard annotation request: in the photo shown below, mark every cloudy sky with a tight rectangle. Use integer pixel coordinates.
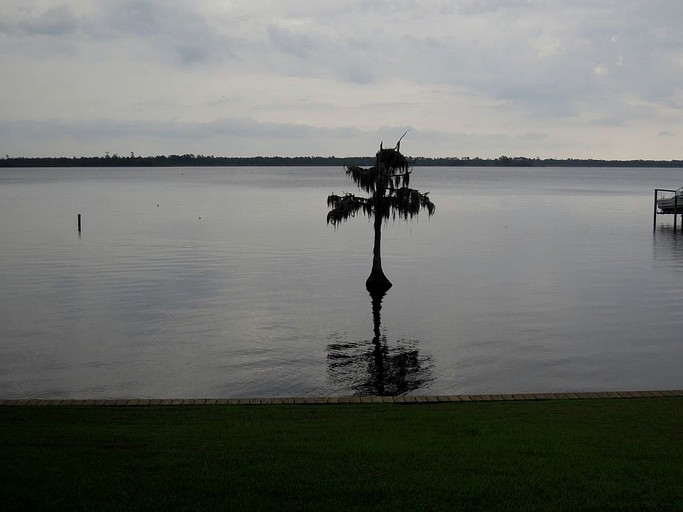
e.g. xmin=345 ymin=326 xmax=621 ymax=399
xmin=1 ymin=1 xmax=682 ymax=159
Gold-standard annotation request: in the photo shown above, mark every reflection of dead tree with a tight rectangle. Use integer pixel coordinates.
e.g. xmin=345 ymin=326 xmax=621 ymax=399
xmin=327 ymin=134 xmax=435 ymax=292
xmin=327 ymin=290 xmax=433 ymax=396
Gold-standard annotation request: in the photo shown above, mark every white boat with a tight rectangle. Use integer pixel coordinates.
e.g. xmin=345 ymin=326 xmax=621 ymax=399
xmin=657 ymin=187 xmax=683 ymax=213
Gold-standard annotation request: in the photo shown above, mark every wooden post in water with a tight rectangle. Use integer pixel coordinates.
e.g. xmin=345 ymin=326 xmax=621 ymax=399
xmin=675 ymin=196 xmax=679 ymax=232
xmin=653 ymin=189 xmax=658 ymax=231
xmin=78 ymin=213 xmax=82 ymax=233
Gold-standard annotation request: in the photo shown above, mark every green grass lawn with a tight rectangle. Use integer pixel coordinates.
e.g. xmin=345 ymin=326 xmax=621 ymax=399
xmin=1 ymin=398 xmax=681 ymax=511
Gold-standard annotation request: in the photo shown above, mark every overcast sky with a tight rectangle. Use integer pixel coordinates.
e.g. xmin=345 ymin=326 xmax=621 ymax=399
xmin=1 ymin=1 xmax=682 ymax=159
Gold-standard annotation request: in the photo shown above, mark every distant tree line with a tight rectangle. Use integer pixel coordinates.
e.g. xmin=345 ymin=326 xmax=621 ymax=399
xmin=0 ymin=154 xmax=374 ymax=167
xmin=413 ymin=156 xmax=683 ymax=167
xmin=2 ymin=153 xmax=683 ymax=168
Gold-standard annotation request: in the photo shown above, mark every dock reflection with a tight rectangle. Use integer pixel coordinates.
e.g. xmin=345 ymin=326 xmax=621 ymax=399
xmin=653 ymin=229 xmax=683 ymax=271
xmin=327 ymin=290 xmax=433 ymax=396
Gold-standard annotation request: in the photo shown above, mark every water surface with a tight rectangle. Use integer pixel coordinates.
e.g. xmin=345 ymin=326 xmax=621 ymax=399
xmin=1 ymin=166 xmax=682 ymax=398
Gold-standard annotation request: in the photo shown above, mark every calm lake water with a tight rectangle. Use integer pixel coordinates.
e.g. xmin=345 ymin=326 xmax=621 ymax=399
xmin=1 ymin=166 xmax=682 ymax=399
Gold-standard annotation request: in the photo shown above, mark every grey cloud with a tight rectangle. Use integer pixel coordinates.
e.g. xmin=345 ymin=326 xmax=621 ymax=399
xmin=92 ymin=1 xmax=232 ymax=65
xmin=97 ymin=1 xmax=163 ymax=36
xmin=161 ymin=119 xmax=377 ymax=143
xmin=588 ymin=97 xmax=665 ymax=127
xmin=1 ymin=1 xmax=235 ymax=65
xmin=517 ymin=131 xmax=548 ymax=141
xmin=3 ymin=1 xmax=683 ymax=159
xmin=0 ymin=117 xmax=417 ymax=157
xmin=267 ymin=25 xmax=314 ymax=59
xmin=242 ymin=3 xmax=598 ymax=113
xmin=0 ymin=117 xmax=368 ymax=143
xmin=176 ymin=45 xmax=210 ymax=65
xmin=456 ymin=0 xmax=532 ymax=15
xmin=0 ymin=5 xmax=79 ymax=36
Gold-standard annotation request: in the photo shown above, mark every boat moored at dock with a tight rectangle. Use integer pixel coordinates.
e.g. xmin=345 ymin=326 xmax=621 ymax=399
xmin=656 ymin=187 xmax=683 ymax=214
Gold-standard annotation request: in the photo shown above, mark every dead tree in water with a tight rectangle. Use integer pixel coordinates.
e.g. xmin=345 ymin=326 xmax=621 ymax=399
xmin=327 ymin=134 xmax=435 ymax=292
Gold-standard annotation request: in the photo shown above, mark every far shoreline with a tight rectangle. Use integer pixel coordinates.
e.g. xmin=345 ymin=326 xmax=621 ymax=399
xmin=3 ymin=154 xmax=683 ymax=168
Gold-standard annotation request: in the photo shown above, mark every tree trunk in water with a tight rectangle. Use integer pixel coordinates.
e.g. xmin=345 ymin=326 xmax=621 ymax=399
xmin=366 ymin=195 xmax=392 ymax=292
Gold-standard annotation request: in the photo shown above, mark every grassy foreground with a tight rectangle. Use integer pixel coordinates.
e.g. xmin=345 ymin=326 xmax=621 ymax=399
xmin=1 ymin=398 xmax=681 ymax=511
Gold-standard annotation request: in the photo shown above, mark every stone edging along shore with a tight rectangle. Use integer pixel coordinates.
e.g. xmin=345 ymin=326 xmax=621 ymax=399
xmin=1 ymin=390 xmax=682 ymax=406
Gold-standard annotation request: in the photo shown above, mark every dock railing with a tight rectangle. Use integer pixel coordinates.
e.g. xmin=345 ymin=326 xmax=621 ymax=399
xmin=653 ymin=188 xmax=680 ymax=231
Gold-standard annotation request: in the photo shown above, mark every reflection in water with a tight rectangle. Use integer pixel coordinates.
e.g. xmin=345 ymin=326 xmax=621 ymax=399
xmin=327 ymin=290 xmax=433 ymax=396
xmin=653 ymin=229 xmax=683 ymax=271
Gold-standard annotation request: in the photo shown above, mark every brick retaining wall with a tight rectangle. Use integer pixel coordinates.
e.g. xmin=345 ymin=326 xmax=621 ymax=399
xmin=2 ymin=390 xmax=681 ymax=406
